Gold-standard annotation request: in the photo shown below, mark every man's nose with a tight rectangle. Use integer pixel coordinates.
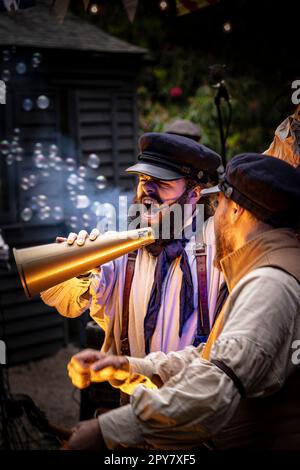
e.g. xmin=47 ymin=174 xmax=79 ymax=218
xmin=143 ymin=180 xmax=157 ymax=195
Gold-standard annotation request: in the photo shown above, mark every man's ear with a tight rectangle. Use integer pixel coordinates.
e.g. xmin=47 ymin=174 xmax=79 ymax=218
xmin=230 ymin=200 xmax=244 ymax=223
xmin=187 ymin=185 xmax=201 ymax=204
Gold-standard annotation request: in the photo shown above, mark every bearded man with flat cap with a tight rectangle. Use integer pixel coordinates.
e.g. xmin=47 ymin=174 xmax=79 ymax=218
xmin=41 ymin=133 xmax=222 ymax=360
xmin=66 ymin=153 xmax=300 ymax=451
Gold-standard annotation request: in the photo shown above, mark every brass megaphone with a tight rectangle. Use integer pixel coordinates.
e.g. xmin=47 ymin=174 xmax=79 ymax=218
xmin=13 ymin=228 xmax=155 ymax=299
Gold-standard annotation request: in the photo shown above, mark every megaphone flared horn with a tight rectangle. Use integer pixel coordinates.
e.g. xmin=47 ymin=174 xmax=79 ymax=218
xmin=13 ymin=228 xmax=155 ymax=299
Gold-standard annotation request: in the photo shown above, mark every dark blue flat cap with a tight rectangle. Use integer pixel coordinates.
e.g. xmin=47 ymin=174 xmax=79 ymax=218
xmin=201 ymin=153 xmax=300 ymax=228
xmin=126 ymin=132 xmax=221 ymax=181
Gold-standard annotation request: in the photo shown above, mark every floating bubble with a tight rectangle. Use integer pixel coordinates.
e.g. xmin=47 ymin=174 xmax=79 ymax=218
xmin=34 ymin=142 xmax=43 ymax=152
xmin=70 ymin=215 xmax=78 ymax=224
xmin=15 ymin=146 xmax=24 ymax=162
xmin=49 ymin=144 xmax=58 ymax=155
xmin=36 ymin=95 xmax=50 ymax=110
xmin=96 ymin=175 xmax=107 ymax=190
xmin=41 ymin=170 xmax=50 ymax=179
xmin=54 ymin=156 xmax=63 ymax=171
xmin=20 ymin=177 xmax=30 ymax=191
xmin=13 ymin=128 xmax=21 ymax=136
xmin=34 ymin=153 xmax=47 ymax=169
xmin=28 ymin=174 xmax=38 ymax=187
xmin=37 ymin=194 xmax=48 ymax=207
xmin=87 ymin=153 xmax=101 ymax=169
xmin=53 ymin=206 xmax=64 ymax=221
xmin=75 ymin=195 xmax=90 ymax=209
xmin=32 ymin=52 xmax=42 ymax=68
xmin=1 ymin=69 xmax=11 ymax=82
xmin=82 ymin=213 xmax=91 ymax=223
xmin=38 ymin=210 xmax=50 ymax=221
xmin=2 ymin=50 xmax=10 ymax=62
xmin=0 ymin=140 xmax=10 ymax=155
xmin=78 ymin=166 xmax=87 ymax=178
xmin=6 ymin=154 xmax=14 ymax=165
xmin=21 ymin=207 xmax=32 ymax=222
xmin=23 ymin=98 xmax=34 ymax=112
xmin=30 ymin=196 xmax=38 ymax=211
xmin=77 ymin=177 xmax=85 ymax=191
xmin=67 ymin=173 xmax=78 ymax=186
xmin=16 ymin=62 xmax=27 ymax=75
xmin=65 ymin=157 xmax=76 ymax=172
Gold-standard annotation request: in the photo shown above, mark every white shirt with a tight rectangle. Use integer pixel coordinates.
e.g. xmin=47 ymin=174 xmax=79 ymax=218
xmin=41 ymin=217 xmax=223 ymax=357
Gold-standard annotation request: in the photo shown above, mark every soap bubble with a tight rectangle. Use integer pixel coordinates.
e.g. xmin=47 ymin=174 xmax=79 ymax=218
xmin=87 ymin=153 xmax=101 ymax=169
xmin=1 ymin=69 xmax=11 ymax=82
xmin=53 ymin=206 xmax=64 ymax=221
xmin=49 ymin=144 xmax=58 ymax=155
xmin=82 ymin=213 xmax=91 ymax=223
xmin=21 ymin=207 xmax=33 ymax=222
xmin=34 ymin=153 xmax=47 ymax=169
xmin=78 ymin=166 xmax=87 ymax=178
xmin=15 ymin=146 xmax=24 ymax=162
xmin=20 ymin=177 xmax=30 ymax=191
xmin=37 ymin=95 xmax=50 ymax=110
xmin=37 ymin=194 xmax=48 ymax=207
xmin=38 ymin=209 xmax=50 ymax=221
xmin=6 ymin=154 xmax=14 ymax=165
xmin=41 ymin=170 xmax=50 ymax=179
xmin=2 ymin=50 xmax=10 ymax=62
xmin=23 ymin=98 xmax=34 ymax=112
xmin=34 ymin=142 xmax=43 ymax=152
xmin=96 ymin=175 xmax=107 ymax=190
xmin=13 ymin=128 xmax=21 ymax=136
xmin=75 ymin=195 xmax=90 ymax=209
xmin=65 ymin=158 xmax=76 ymax=172
xmin=67 ymin=173 xmax=78 ymax=186
xmin=70 ymin=215 xmax=78 ymax=224
xmin=32 ymin=52 xmax=42 ymax=68
xmin=54 ymin=156 xmax=63 ymax=171
xmin=0 ymin=140 xmax=10 ymax=155
xmin=16 ymin=62 xmax=27 ymax=75
xmin=30 ymin=196 xmax=38 ymax=211
xmin=28 ymin=174 xmax=38 ymax=187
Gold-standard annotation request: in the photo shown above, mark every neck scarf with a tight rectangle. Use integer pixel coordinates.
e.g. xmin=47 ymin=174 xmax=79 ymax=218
xmin=144 ymin=235 xmax=195 ymax=354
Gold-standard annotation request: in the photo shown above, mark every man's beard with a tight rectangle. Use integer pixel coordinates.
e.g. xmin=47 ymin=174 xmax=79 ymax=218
xmin=127 ymin=189 xmax=192 ymax=250
xmin=214 ymin=219 xmax=235 ymax=270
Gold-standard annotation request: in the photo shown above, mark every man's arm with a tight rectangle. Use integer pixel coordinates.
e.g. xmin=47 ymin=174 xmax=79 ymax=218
xmin=98 ymin=268 xmax=299 ymax=450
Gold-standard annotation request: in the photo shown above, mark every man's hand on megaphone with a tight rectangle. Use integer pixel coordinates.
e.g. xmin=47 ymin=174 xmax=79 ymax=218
xmin=55 ymin=228 xmax=100 ymax=246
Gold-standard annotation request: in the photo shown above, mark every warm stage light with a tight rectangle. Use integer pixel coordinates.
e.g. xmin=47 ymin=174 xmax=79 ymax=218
xmin=159 ymin=1 xmax=168 ymax=11
xmin=223 ymin=21 xmax=232 ymax=33
xmin=89 ymin=4 xmax=100 ymax=15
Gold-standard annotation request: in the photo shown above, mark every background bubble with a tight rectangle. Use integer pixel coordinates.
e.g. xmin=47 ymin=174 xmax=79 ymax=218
xmin=87 ymin=153 xmax=101 ymax=169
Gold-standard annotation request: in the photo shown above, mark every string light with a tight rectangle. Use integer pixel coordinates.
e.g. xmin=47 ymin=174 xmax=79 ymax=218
xmin=89 ymin=4 xmax=100 ymax=15
xmin=223 ymin=21 xmax=232 ymax=33
xmin=159 ymin=1 xmax=168 ymax=11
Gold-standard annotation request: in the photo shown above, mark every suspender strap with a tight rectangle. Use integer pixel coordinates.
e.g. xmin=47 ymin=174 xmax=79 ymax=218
xmin=193 ymin=239 xmax=210 ymax=346
xmin=211 ymin=359 xmax=246 ymax=399
xmin=120 ymin=252 xmax=137 ymax=356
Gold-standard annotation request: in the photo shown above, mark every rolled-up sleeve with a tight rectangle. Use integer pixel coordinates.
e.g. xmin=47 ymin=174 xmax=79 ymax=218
xmin=41 ymin=261 xmax=117 ymax=319
xmin=99 ymin=268 xmax=299 ymax=449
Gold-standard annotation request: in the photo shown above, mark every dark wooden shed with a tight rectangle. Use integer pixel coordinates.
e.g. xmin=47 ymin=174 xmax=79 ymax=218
xmin=0 ymin=0 xmax=146 ymax=364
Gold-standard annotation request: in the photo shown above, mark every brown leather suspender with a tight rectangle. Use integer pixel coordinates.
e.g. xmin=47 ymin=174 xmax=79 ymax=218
xmin=120 ymin=252 xmax=137 ymax=356
xmin=193 ymin=241 xmax=210 ymax=345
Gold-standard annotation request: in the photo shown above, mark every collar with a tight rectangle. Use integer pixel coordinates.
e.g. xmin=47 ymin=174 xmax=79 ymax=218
xmin=220 ymin=228 xmax=300 ymax=293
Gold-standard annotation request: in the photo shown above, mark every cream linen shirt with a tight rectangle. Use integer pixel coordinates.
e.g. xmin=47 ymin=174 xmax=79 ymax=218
xmin=98 ymin=265 xmax=300 ymax=449
xmin=41 ymin=217 xmax=223 ymax=356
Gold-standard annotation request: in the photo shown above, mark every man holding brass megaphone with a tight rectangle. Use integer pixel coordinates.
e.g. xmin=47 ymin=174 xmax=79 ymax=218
xmin=41 ymin=133 xmax=223 ymax=363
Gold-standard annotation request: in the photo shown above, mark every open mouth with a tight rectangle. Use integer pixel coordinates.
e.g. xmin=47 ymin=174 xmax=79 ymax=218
xmin=141 ymin=197 xmax=162 ymax=219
